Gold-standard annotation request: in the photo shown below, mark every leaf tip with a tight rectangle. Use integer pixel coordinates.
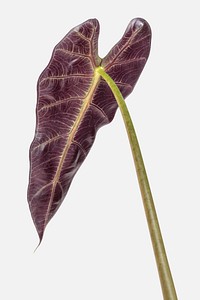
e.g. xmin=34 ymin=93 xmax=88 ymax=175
xmin=33 ymin=233 xmax=44 ymax=253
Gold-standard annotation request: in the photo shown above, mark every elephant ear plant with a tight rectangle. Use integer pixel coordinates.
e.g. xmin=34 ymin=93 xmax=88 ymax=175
xmin=28 ymin=18 xmax=178 ymax=299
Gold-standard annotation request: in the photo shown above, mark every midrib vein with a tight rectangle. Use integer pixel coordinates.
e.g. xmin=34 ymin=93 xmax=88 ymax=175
xmin=44 ymin=70 xmax=101 ymax=228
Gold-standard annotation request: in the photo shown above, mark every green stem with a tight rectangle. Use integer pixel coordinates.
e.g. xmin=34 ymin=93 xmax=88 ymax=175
xmin=96 ymin=66 xmax=178 ymax=300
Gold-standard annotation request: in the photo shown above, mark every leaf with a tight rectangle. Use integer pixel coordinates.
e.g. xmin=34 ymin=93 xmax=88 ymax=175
xmin=28 ymin=18 xmax=151 ymax=242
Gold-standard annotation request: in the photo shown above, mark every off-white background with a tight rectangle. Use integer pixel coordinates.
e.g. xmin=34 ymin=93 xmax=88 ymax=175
xmin=1 ymin=0 xmax=199 ymax=299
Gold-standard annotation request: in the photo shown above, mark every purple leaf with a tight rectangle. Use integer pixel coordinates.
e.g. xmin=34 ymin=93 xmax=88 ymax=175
xmin=28 ymin=18 xmax=151 ymax=242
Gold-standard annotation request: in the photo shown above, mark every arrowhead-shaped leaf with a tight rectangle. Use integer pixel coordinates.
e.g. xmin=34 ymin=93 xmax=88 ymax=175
xmin=28 ymin=18 xmax=151 ymax=242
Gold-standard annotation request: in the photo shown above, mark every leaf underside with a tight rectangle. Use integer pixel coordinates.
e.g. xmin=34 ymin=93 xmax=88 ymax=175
xmin=28 ymin=18 xmax=151 ymax=242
